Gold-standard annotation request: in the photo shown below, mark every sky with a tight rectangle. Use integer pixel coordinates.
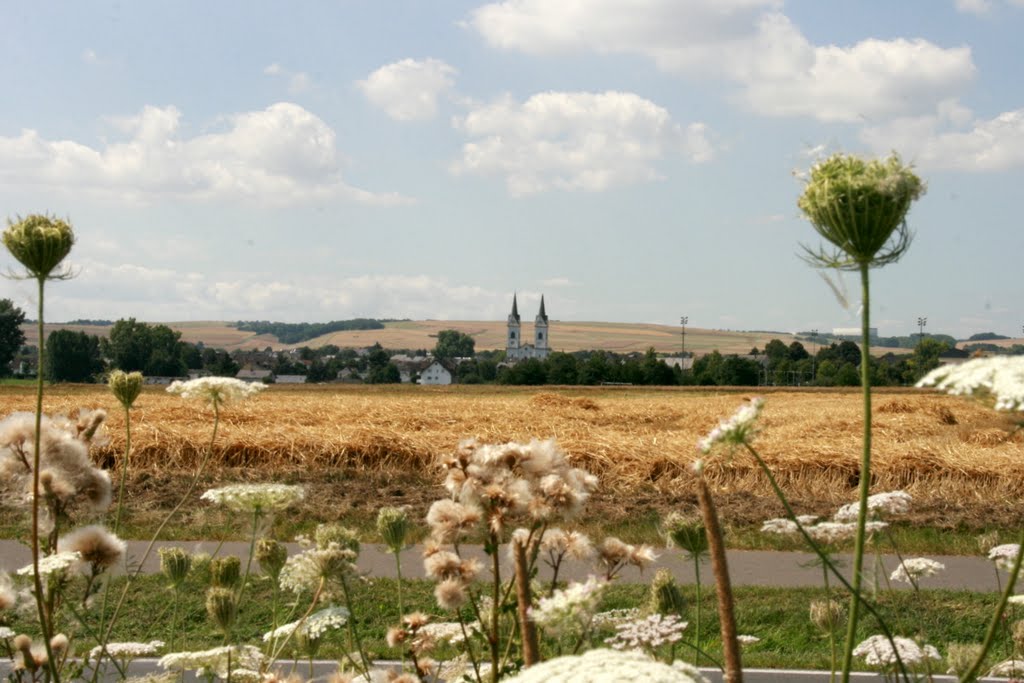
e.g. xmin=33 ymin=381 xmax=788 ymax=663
xmin=0 ymin=0 xmax=1022 ymax=339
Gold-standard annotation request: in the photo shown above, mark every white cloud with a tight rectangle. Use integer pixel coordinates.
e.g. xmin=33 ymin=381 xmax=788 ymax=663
xmin=357 ymin=58 xmax=457 ymax=121
xmin=264 ymin=63 xmax=312 ymax=94
xmin=954 ymin=0 xmax=992 ymax=13
xmin=0 ymin=103 xmax=409 ymax=205
xmin=451 ymin=90 xmax=713 ymax=196
xmin=43 ymin=259 xmax=509 ymax=322
xmin=861 ymin=102 xmax=1024 ymax=171
xmin=468 ymin=1 xmax=975 ymax=123
xmin=540 ymin=277 xmax=573 ymax=287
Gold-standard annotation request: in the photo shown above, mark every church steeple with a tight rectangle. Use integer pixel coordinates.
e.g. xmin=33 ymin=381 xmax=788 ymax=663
xmin=537 ymin=295 xmax=548 ymax=323
xmin=507 ymin=293 xmax=522 ymax=352
xmin=510 ymin=293 xmax=521 ymax=322
xmin=534 ymin=294 xmax=549 ymax=351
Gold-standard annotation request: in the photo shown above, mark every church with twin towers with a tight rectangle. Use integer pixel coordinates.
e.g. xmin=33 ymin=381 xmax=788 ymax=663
xmin=505 ymin=293 xmax=550 ymax=361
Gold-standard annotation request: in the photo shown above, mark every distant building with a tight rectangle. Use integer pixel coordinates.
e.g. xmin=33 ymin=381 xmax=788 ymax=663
xmin=505 ymin=294 xmax=550 ymax=362
xmin=420 ymin=360 xmax=453 ymax=385
xmin=236 ymin=368 xmax=273 ymax=383
xmin=275 ymin=374 xmax=307 ymax=384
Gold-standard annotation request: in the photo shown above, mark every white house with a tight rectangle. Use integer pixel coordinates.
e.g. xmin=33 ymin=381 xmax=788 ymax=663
xmin=419 ymin=360 xmax=453 ymax=385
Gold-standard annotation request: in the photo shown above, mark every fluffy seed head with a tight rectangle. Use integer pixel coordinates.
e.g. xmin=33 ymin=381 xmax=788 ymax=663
xmin=58 ymin=525 xmax=126 ymax=571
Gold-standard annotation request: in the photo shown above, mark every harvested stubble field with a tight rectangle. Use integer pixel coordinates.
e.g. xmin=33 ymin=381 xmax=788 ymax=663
xmin=1 ymin=384 xmax=1022 ymax=530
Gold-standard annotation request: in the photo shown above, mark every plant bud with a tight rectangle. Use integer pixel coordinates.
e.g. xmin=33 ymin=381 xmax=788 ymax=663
xmin=205 ymin=587 xmax=237 ymax=635
xmin=255 ymin=538 xmax=287 ymax=580
xmin=663 ymin=512 xmax=708 ymax=556
xmin=209 ymin=556 xmax=241 ymax=588
xmin=2 ymin=214 xmax=75 ymax=280
xmin=108 ymin=370 xmax=144 ymax=410
xmin=159 ymin=547 xmax=192 ymax=588
xmin=946 ymin=642 xmax=983 ymax=677
xmin=315 ymin=524 xmax=360 ymax=555
xmin=648 ymin=568 xmax=686 ymax=616
xmin=809 ymin=599 xmax=845 ymax=634
xmin=377 ymin=507 xmax=411 ymax=553
xmin=1013 ymin=620 xmax=1024 ymax=653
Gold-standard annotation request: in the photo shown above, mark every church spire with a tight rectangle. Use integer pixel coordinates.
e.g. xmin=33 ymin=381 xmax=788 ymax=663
xmin=537 ymin=295 xmax=547 ymax=322
xmin=511 ymin=293 xmax=520 ymax=322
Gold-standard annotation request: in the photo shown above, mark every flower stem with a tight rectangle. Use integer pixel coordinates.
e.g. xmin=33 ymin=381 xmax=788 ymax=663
xmin=692 ymin=553 xmax=702 ymax=666
xmin=840 ymin=262 xmax=873 ymax=683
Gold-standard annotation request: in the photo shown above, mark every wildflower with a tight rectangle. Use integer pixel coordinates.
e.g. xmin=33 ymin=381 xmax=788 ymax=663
xmin=158 ymin=547 xmax=192 ymax=587
xmin=58 ymin=525 xmax=126 ymax=571
xmin=737 ymin=635 xmax=760 ymax=646
xmin=917 ymin=356 xmax=1024 ymax=411
xmin=761 ymin=518 xmax=799 ymax=536
xmin=262 ymin=606 xmax=349 ymax=642
xmin=852 ymin=635 xmax=940 ymax=668
xmin=605 ymin=613 xmax=688 ymax=651
xmin=376 ymin=506 xmax=411 ymax=552
xmin=989 ymin=543 xmax=1022 ymax=571
xmin=0 ymin=572 xmax=16 ymax=610
xmin=314 ymin=523 xmax=360 ymax=554
xmin=834 ymin=490 xmax=912 ymax=522
xmin=108 ymin=370 xmax=144 ymax=410
xmin=592 ymin=608 xmax=642 ymax=628
xmin=434 ymin=577 xmax=468 ymax=610
xmin=166 ymin=377 xmax=265 ymax=408
xmin=205 ymin=587 xmax=237 ymax=634
xmin=531 ymin=575 xmax=607 ymax=635
xmin=809 ymin=599 xmax=845 ymax=633
xmin=597 ymin=537 xmax=658 ymax=579
xmin=0 ymin=627 xmax=13 ymax=640
xmin=501 ymin=648 xmax=708 ymax=682
xmin=89 ymin=641 xmax=164 ymax=661
xmin=663 ymin=512 xmax=708 ymax=556
xmin=200 ymin=483 xmax=304 ymax=514
xmin=698 ymin=397 xmax=764 ymax=453
xmin=805 ymin=521 xmax=858 ymax=545
xmin=255 ymin=538 xmax=287 ymax=580
xmin=17 ymin=551 xmax=81 ymax=578
xmin=649 ymin=568 xmax=686 ymax=616
xmin=890 ymin=558 xmax=945 ymax=585
xmin=988 ymin=659 xmax=1024 ymax=678
xmin=798 ymin=153 xmax=924 ymax=271
xmin=419 ymin=621 xmax=471 ymax=645
xmin=157 ymin=645 xmax=265 ymax=678
xmin=279 ymin=544 xmax=357 ymax=600
xmin=425 ymin=499 xmax=482 ymax=543
xmin=2 ymin=214 xmax=75 ymax=280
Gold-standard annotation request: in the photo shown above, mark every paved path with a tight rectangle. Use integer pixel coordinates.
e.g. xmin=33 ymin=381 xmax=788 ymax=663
xmin=0 ymin=539 xmax=1006 ymax=591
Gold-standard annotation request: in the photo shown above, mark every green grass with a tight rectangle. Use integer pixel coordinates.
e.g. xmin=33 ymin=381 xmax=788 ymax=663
xmin=3 ymin=571 xmax=1014 ymax=674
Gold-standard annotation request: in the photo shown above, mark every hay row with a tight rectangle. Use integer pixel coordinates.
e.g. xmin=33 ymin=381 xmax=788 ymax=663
xmin=0 ymin=386 xmax=1021 ymax=508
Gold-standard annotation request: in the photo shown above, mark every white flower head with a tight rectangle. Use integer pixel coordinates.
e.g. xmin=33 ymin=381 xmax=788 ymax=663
xmin=530 ymin=575 xmax=607 ymax=635
xmin=698 ymin=398 xmax=765 ymax=454
xmin=989 ymin=543 xmax=1022 ymax=571
xmin=17 ymin=551 xmax=81 ymax=578
xmin=917 ymin=356 xmax=1024 ymax=411
xmin=890 ymin=558 xmax=945 ymax=584
xmin=605 ymin=613 xmax=688 ymax=651
xmin=263 ymin=606 xmax=349 ymax=642
xmin=201 ymin=484 xmax=304 ymax=513
xmin=761 ymin=518 xmax=799 ymax=536
xmin=166 ymin=377 xmax=265 ymax=408
xmin=90 ymin=641 xmax=164 ymax=661
xmin=835 ymin=490 xmax=912 ymax=522
xmin=737 ymin=635 xmax=760 ymax=646
xmin=158 ymin=645 xmax=265 ymax=678
xmin=853 ymin=635 xmax=940 ymax=668
xmin=502 ymin=648 xmax=707 ymax=682
xmin=989 ymin=659 xmax=1024 ymax=677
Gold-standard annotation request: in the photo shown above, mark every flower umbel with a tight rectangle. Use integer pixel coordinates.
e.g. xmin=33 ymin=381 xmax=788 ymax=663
xmin=201 ymin=483 xmax=304 ymax=514
xmin=917 ymin=356 xmax=1024 ymax=411
xmin=166 ymin=377 xmax=265 ymax=408
xmin=2 ymin=214 xmax=75 ymax=280
xmin=698 ymin=398 xmax=764 ymax=454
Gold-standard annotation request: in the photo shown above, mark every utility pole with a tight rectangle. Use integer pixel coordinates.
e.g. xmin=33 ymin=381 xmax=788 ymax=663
xmin=917 ymin=317 xmax=927 ymax=345
xmin=810 ymin=329 xmax=818 ymax=384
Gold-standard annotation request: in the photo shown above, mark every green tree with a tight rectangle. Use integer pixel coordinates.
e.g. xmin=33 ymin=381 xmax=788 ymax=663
xmin=545 ymin=352 xmax=579 ymax=385
xmin=434 ymin=330 xmax=476 ymax=360
xmin=641 ymin=348 xmax=676 ymax=385
xmin=45 ymin=329 xmax=104 ymax=382
xmin=103 ymin=318 xmax=187 ymax=376
xmin=905 ymin=337 xmax=948 ymax=383
xmin=0 ymin=299 xmax=26 ymax=376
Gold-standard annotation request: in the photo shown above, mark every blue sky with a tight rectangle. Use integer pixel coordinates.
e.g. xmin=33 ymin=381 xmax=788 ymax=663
xmin=0 ymin=0 xmax=1021 ymax=339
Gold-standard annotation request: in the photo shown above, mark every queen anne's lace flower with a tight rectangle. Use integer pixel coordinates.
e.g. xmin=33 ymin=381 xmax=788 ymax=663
xmin=262 ymin=606 xmax=349 ymax=642
xmin=890 ymin=558 xmax=945 ymax=584
xmin=502 ymin=649 xmax=707 ymax=682
xmin=158 ymin=645 xmax=265 ymax=677
xmin=530 ymin=575 xmax=607 ymax=635
xmin=166 ymin=377 xmax=265 ymax=407
xmin=0 ymin=627 xmax=15 ymax=639
xmin=853 ymin=635 xmax=940 ymax=668
xmin=988 ymin=659 xmax=1024 ymax=677
xmin=698 ymin=398 xmax=764 ymax=453
xmin=16 ymin=551 xmax=81 ymax=578
xmin=605 ymin=614 xmax=688 ymax=651
xmin=835 ymin=491 xmax=912 ymax=522
xmin=201 ymin=484 xmax=304 ymax=513
xmin=918 ymin=356 xmax=1024 ymax=411
xmin=989 ymin=544 xmax=1022 ymax=571
xmin=89 ymin=641 xmax=164 ymax=661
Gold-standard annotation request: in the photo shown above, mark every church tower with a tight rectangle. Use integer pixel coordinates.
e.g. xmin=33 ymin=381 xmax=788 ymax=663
xmin=507 ymin=293 xmax=522 ymax=356
xmin=534 ymin=295 xmax=549 ymax=353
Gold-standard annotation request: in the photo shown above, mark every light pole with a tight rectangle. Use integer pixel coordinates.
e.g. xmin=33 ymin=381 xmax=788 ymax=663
xmin=680 ymin=316 xmax=688 ymax=359
xmin=810 ymin=328 xmax=818 ymax=384
xmin=917 ymin=317 xmax=927 ymax=345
